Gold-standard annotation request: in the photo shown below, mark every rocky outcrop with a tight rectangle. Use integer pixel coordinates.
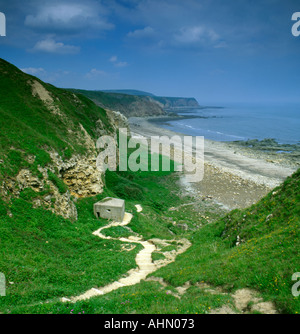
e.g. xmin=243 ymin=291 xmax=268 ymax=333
xmin=106 ymin=109 xmax=131 ymax=134
xmin=1 ymin=168 xmax=78 ymax=220
xmin=50 ymin=152 xmax=104 ymax=198
xmin=30 ymin=80 xmax=62 ymax=116
xmin=1 ymin=149 xmax=105 ymax=220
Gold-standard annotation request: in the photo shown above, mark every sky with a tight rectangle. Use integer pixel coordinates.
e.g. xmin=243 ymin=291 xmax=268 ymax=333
xmin=0 ymin=0 xmax=300 ymax=104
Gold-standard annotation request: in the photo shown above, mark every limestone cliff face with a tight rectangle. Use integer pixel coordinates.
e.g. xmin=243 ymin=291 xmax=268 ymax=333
xmin=106 ymin=109 xmax=131 ymax=134
xmin=50 ymin=152 xmax=102 ymax=198
xmin=1 ymin=168 xmax=78 ymax=220
xmin=25 ymin=168 xmax=77 ymax=220
xmin=0 ymin=151 xmax=102 ymax=220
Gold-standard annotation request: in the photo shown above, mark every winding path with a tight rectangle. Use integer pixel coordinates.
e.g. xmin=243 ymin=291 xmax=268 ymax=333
xmin=61 ymin=208 xmax=191 ymax=303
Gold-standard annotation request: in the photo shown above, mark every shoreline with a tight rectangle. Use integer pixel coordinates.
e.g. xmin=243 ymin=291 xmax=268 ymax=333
xmin=128 ymin=116 xmax=298 ymax=210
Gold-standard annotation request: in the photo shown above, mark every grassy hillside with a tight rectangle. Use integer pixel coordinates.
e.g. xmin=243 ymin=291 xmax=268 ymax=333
xmin=62 ymin=168 xmax=299 ymax=315
xmin=0 ymin=146 xmax=224 ymax=314
xmin=0 ymin=58 xmax=298 ymax=314
xmin=0 ymin=58 xmax=140 ymax=312
xmin=1 ymin=155 xmax=298 ymax=313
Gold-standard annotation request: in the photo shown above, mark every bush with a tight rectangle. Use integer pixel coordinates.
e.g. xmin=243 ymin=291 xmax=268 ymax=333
xmin=19 ymin=188 xmax=38 ymax=201
xmin=47 ymin=171 xmax=68 ymax=194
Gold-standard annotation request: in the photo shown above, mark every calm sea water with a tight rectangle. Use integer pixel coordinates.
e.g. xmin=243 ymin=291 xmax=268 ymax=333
xmin=156 ymin=103 xmax=300 ymax=145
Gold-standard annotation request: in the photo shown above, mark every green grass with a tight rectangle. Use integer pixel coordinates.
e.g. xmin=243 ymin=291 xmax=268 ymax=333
xmin=47 ymin=171 xmax=68 ymax=194
xmin=0 ymin=147 xmax=216 ymax=314
xmin=1 ymin=158 xmax=299 ymax=314
xmin=101 ymin=226 xmax=134 ymax=239
xmin=0 ymin=58 xmax=299 ymax=314
xmin=155 ymin=169 xmax=300 ymax=314
xmin=12 ymin=280 xmax=235 ymax=314
xmin=0 ymin=196 xmax=143 ymax=313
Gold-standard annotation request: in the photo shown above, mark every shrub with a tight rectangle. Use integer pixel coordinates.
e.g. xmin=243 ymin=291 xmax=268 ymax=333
xmin=47 ymin=171 xmax=68 ymax=194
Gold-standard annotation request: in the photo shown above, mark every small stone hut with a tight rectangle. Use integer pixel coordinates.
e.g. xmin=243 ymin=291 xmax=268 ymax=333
xmin=93 ymin=197 xmax=125 ymax=222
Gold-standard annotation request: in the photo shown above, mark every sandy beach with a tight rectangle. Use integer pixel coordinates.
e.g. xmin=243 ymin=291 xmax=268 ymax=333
xmin=128 ymin=116 xmax=298 ymax=211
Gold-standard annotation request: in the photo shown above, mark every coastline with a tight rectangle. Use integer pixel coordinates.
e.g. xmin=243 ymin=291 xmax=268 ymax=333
xmin=128 ymin=116 xmax=298 ymax=210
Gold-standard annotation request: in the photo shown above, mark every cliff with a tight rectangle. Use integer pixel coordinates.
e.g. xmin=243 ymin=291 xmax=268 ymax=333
xmin=151 ymin=96 xmax=200 ymax=110
xmin=69 ymin=89 xmax=201 ymax=117
xmin=0 ymin=59 xmax=124 ymax=220
xmin=69 ymin=89 xmax=167 ymax=117
xmin=101 ymin=90 xmax=201 ymax=110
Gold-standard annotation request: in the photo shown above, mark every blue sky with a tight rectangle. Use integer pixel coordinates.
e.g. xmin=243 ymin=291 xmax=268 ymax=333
xmin=0 ymin=0 xmax=300 ymax=104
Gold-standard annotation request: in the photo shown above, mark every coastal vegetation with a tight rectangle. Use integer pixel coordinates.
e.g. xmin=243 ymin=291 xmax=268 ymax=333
xmin=0 ymin=58 xmax=299 ymax=314
xmin=1 ymin=155 xmax=298 ymax=314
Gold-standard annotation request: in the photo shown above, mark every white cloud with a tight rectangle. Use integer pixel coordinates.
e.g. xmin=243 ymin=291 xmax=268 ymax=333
xmin=85 ymin=68 xmax=107 ymax=79
xmin=113 ymin=1 xmax=229 ymax=51
xmin=20 ymin=67 xmax=73 ymax=84
xmin=127 ymin=26 xmax=155 ymax=39
xmin=109 ymin=55 xmax=128 ymax=68
xmin=173 ymin=26 xmax=222 ymax=47
xmin=109 ymin=55 xmax=118 ymax=63
xmin=114 ymin=61 xmax=128 ymax=68
xmin=24 ymin=2 xmax=114 ymax=34
xmin=21 ymin=67 xmax=46 ymax=76
xmin=30 ymin=38 xmax=80 ymax=54
xmin=174 ymin=26 xmax=205 ymax=44
xmin=214 ymin=41 xmax=228 ymax=49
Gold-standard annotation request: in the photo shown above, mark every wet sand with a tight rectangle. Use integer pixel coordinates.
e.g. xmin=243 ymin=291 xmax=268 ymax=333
xmin=128 ymin=116 xmax=297 ymax=210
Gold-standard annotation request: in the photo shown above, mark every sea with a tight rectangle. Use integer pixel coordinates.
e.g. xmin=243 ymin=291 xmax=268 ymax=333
xmin=154 ymin=102 xmax=300 ymax=145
